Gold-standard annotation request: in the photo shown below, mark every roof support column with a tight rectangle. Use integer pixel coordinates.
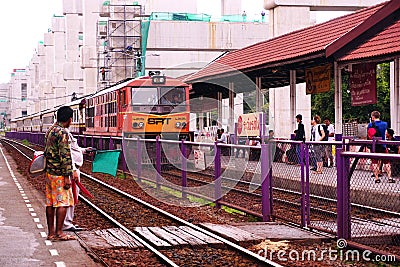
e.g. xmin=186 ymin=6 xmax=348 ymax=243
xmin=199 ymin=112 xmax=207 ymax=132
xmin=290 ymin=70 xmax=296 ymax=132
xmin=392 ymin=58 xmax=400 ymax=135
xmin=334 ymin=61 xmax=343 ymax=135
xmin=217 ymin=91 xmax=222 ymax=128
xmin=256 ymin=76 xmax=262 ymax=112
xmin=229 ymin=82 xmax=235 ymax=133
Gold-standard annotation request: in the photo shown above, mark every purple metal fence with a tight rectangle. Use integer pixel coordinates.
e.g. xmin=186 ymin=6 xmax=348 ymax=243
xmin=156 ymin=136 xmax=161 ymax=189
xmin=7 ymin=131 xmax=400 ymax=258
xmin=181 ymin=139 xmax=187 ymax=199
xmin=261 ymin=143 xmax=272 ymax=221
xmin=214 ymin=142 xmax=222 ymax=209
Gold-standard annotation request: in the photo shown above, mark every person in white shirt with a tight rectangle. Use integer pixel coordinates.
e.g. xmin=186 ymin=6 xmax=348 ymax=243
xmin=63 ymin=130 xmax=92 ymax=232
xmin=217 ymin=128 xmax=230 ymax=156
xmin=217 ymin=128 xmax=227 ymax=143
xmin=324 ymin=118 xmax=335 ymax=167
xmin=311 ymin=115 xmax=326 ymax=174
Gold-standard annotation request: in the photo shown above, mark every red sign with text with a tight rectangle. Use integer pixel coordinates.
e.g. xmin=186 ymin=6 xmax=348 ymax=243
xmin=350 ymin=63 xmax=377 ymax=106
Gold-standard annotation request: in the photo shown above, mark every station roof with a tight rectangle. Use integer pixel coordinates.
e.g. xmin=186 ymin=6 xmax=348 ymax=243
xmin=333 ymin=0 xmax=400 ymax=62
xmin=185 ymin=0 xmax=400 ymax=92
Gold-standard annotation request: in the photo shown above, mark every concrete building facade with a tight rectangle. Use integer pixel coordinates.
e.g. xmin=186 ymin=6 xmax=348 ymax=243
xmin=9 ymin=0 xmax=269 ymax=119
xmin=0 ymin=83 xmax=10 ymax=129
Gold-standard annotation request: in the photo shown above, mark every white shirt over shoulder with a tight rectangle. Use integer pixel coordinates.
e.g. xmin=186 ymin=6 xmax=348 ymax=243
xmin=217 ymin=133 xmax=228 ymax=143
xmin=327 ymin=124 xmax=335 ymax=141
xmin=66 ymin=130 xmax=85 ymax=169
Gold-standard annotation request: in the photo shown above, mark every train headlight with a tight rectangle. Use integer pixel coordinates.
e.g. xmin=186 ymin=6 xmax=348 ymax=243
xmin=152 ymin=75 xmax=166 ymax=84
xmin=132 ymin=122 xmax=138 ymax=128
xmin=181 ymin=122 xmax=187 ymax=128
xmin=138 ymin=122 xmax=144 ymax=128
xmin=175 ymin=122 xmax=181 ymax=128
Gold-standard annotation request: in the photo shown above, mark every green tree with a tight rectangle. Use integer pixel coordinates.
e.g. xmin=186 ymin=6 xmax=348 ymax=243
xmin=311 ymin=62 xmax=391 ymax=124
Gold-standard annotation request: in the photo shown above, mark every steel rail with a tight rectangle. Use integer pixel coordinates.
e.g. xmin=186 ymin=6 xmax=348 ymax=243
xmin=0 ymin=138 xmax=179 ymax=266
xmin=3 ymin=137 xmax=400 ymax=218
xmin=78 ymin=195 xmax=179 ymax=267
xmin=80 ymin=172 xmax=282 ymax=267
xmin=0 ymin=138 xmax=281 ymax=266
xmin=6 ymin=137 xmax=400 ymax=250
xmin=164 ymin=168 xmax=400 ymax=218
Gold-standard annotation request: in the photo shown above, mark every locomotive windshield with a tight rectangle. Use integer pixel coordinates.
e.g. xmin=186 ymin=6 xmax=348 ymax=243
xmin=160 ymin=87 xmax=185 ymax=105
xmin=131 ymin=87 xmax=186 ymax=106
xmin=131 ymin=87 xmax=158 ymax=105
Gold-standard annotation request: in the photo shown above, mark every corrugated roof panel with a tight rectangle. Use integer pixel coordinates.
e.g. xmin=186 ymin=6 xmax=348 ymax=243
xmin=339 ymin=20 xmax=400 ymax=61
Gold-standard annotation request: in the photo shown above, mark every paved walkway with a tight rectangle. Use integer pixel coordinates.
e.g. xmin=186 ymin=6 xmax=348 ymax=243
xmin=0 ymin=144 xmax=100 ymax=267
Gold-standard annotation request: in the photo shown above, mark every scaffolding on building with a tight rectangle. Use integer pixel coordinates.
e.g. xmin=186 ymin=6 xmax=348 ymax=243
xmin=97 ymin=1 xmax=144 ymax=89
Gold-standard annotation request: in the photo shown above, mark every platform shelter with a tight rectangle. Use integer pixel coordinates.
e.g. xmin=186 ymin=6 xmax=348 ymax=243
xmin=186 ymin=0 xmax=400 ymax=138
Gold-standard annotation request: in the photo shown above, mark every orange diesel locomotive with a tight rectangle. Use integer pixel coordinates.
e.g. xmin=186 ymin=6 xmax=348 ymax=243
xmin=84 ymin=74 xmax=192 ymax=140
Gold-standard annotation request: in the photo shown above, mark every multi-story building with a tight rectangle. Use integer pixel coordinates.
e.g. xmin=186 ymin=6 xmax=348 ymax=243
xmin=7 ymin=0 xmax=268 ymax=120
xmin=0 ymin=83 xmax=10 ymax=129
xmin=9 ymin=69 xmax=29 ymax=120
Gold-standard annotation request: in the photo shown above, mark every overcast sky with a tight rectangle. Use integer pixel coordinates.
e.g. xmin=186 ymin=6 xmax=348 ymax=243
xmin=0 ymin=0 xmax=348 ymax=84
xmin=0 ymin=0 xmax=63 ymax=83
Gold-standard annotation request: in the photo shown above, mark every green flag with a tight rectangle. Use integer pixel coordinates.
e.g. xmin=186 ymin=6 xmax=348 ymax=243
xmin=92 ymin=150 xmax=121 ymax=177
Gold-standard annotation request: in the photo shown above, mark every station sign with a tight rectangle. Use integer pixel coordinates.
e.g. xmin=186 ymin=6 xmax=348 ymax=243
xmin=237 ymin=112 xmax=261 ymax=137
xmin=194 ymin=149 xmax=206 ymax=170
xmin=350 ymin=63 xmax=377 ymax=106
xmin=305 ymin=64 xmax=332 ymax=94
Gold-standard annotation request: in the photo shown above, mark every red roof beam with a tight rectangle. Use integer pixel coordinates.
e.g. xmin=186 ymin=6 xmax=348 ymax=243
xmin=326 ymin=0 xmax=400 ymax=58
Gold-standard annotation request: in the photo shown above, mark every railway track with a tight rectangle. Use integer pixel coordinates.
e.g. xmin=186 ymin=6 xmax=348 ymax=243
xmin=140 ymin=167 xmax=400 ymax=226
xmin=4 ymin=136 xmax=399 ymax=227
xmin=1 ymin=137 xmax=282 ymax=267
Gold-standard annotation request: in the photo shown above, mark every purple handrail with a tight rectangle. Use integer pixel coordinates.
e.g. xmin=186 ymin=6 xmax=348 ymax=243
xmin=181 ymin=140 xmax=187 ymax=199
xmin=137 ymin=137 xmax=142 ymax=181
xmin=156 ymin=136 xmax=161 ymax=189
xmin=214 ymin=142 xmax=222 ymax=209
xmin=261 ymin=143 xmax=271 ymax=221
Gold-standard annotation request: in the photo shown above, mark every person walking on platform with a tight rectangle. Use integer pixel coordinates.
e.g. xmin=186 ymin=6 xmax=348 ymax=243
xmin=385 ymin=128 xmax=399 ymax=183
xmin=311 ymin=115 xmax=326 ymax=174
xmin=63 ymin=129 xmax=92 ymax=232
xmin=267 ymin=129 xmax=275 ymax=141
xmin=367 ymin=110 xmax=388 ymax=183
xmin=293 ymin=114 xmax=305 ymax=164
xmin=217 ymin=128 xmax=229 ymax=156
xmin=215 ymin=128 xmax=221 ymax=141
xmin=217 ymin=128 xmax=227 ymax=143
xmin=44 ymin=106 xmax=76 ymax=241
xmin=324 ymin=118 xmax=335 ymax=167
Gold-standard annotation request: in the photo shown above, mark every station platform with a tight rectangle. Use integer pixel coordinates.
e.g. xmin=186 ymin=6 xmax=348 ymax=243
xmin=0 ymin=145 xmax=99 ymax=267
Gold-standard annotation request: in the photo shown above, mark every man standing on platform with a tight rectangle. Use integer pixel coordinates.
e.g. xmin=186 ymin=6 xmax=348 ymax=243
xmin=44 ymin=106 xmax=76 ymax=241
xmin=367 ymin=110 xmax=388 ymax=183
xmin=294 ymin=114 xmax=305 ymax=164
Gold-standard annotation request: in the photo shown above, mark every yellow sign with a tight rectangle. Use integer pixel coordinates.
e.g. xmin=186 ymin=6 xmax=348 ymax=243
xmin=305 ymin=64 xmax=332 ymax=94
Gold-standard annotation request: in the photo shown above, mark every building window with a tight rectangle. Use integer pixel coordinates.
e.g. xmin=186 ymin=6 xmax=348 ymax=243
xmin=22 ymin=110 xmax=27 ymax=116
xmin=21 ymin=83 xmax=27 ymax=101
